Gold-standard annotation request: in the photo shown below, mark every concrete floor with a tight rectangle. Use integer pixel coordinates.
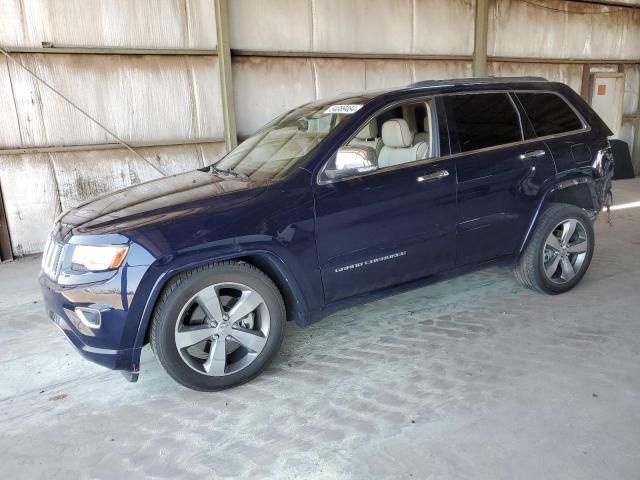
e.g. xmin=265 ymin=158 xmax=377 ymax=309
xmin=1 ymin=179 xmax=639 ymax=480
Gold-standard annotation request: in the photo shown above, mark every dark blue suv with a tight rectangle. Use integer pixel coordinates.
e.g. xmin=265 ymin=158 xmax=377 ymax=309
xmin=40 ymin=77 xmax=614 ymax=391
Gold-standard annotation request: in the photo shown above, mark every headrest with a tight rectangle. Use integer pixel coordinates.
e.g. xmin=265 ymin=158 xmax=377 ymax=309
xmin=355 ymin=121 xmax=378 ymax=140
xmin=382 ymin=118 xmax=412 ymax=148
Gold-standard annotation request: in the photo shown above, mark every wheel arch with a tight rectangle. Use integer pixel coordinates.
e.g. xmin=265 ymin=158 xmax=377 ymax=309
xmin=134 ymin=251 xmax=312 ymax=352
xmin=519 ymin=176 xmax=598 ymax=254
xmin=546 ymin=182 xmax=597 ymax=212
xmin=239 ymin=253 xmax=311 ymax=327
xmin=514 ymin=202 xmax=595 ymax=294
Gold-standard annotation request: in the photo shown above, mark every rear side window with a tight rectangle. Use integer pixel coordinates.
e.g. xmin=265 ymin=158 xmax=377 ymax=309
xmin=444 ymin=93 xmax=522 ymax=153
xmin=516 ymin=92 xmax=584 ymax=137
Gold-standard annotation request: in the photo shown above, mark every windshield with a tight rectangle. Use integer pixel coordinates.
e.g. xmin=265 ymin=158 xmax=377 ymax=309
xmin=212 ymin=96 xmax=370 ymax=181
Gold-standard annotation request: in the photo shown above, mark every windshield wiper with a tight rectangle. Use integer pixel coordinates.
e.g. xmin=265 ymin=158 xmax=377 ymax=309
xmin=209 ymin=166 xmax=249 ymax=180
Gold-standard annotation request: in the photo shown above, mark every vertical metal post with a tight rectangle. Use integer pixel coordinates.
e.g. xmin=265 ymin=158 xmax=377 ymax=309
xmin=472 ymin=0 xmax=489 ymax=77
xmin=633 ymin=99 xmax=640 ymax=175
xmin=214 ymin=0 xmax=238 ymax=151
xmin=0 ymin=183 xmax=13 ymax=261
xmin=580 ymin=63 xmax=591 ymax=101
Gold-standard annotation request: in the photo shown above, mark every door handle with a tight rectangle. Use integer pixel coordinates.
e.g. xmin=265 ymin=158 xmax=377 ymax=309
xmin=417 ymin=170 xmax=449 ymax=183
xmin=519 ymin=149 xmax=546 ymax=160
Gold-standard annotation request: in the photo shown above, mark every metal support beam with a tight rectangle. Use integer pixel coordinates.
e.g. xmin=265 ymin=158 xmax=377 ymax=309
xmin=472 ymin=0 xmax=489 ymax=77
xmin=233 ymin=50 xmax=640 ymax=65
xmin=490 ymin=57 xmax=640 ymax=65
xmin=0 ymin=184 xmax=13 ymax=262
xmin=634 ymin=89 xmax=640 ymax=175
xmin=231 ymin=50 xmax=473 ymax=62
xmin=1 ymin=46 xmax=217 ymax=56
xmin=580 ymin=64 xmax=591 ymax=101
xmin=0 ymin=138 xmax=225 ymax=156
xmin=571 ymin=0 xmax=640 ymax=9
xmin=214 ymin=0 xmax=238 ymax=151
xmin=4 ymin=45 xmax=639 ymax=67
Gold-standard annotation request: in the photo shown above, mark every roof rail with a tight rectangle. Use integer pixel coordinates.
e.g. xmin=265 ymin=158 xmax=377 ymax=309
xmin=409 ymin=76 xmax=548 ymax=88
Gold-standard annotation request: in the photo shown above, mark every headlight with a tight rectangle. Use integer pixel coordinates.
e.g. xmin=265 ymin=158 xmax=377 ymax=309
xmin=71 ymin=245 xmax=129 ymax=272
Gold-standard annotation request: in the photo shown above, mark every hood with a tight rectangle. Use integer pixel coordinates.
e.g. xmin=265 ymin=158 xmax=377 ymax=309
xmin=56 ymin=169 xmax=267 ymax=239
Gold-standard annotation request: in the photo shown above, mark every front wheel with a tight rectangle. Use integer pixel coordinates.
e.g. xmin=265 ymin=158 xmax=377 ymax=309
xmin=514 ymin=203 xmax=595 ymax=294
xmin=150 ymin=261 xmax=286 ymax=391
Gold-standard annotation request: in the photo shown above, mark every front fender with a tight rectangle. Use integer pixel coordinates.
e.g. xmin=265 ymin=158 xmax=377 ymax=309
xmin=128 ymin=247 xmax=314 ymax=366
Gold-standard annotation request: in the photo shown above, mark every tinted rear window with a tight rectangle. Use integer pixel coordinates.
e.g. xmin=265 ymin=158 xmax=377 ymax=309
xmin=516 ymin=92 xmax=584 ymax=137
xmin=444 ymin=93 xmax=522 ymax=153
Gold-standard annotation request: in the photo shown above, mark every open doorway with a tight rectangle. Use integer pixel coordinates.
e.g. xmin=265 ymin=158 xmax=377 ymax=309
xmin=589 ymin=72 xmax=625 ymax=138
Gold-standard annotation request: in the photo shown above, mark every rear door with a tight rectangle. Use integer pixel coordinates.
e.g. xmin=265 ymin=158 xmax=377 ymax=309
xmin=514 ymin=91 xmax=591 ymax=172
xmin=441 ymin=92 xmax=553 ymax=266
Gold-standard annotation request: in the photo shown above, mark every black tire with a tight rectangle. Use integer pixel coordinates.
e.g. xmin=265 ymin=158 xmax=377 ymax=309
xmin=150 ymin=261 xmax=286 ymax=391
xmin=514 ymin=203 xmax=595 ymax=294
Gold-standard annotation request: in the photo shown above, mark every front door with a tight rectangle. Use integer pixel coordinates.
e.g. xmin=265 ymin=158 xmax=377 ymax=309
xmin=314 ymin=158 xmax=457 ymax=303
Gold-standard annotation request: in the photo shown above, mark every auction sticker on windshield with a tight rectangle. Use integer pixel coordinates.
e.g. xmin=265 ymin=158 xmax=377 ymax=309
xmin=324 ymin=104 xmax=363 ymax=114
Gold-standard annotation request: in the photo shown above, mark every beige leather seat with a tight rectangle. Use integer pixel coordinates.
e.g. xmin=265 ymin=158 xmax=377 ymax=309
xmin=350 ymin=121 xmax=382 ymax=155
xmin=378 ymin=118 xmax=428 ymax=168
xmin=413 ymin=117 xmax=430 ymax=147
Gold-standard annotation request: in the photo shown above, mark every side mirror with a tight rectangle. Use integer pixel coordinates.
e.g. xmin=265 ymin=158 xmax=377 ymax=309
xmin=319 ymin=146 xmax=377 ymax=181
xmin=335 ymin=146 xmax=377 ymax=171
xmin=321 ymin=146 xmax=378 ymax=182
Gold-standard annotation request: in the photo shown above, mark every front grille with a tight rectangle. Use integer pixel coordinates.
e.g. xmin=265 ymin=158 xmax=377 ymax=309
xmin=42 ymin=235 xmax=64 ymax=279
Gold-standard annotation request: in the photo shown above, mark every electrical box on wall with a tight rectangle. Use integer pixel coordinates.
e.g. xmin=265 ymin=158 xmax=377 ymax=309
xmin=589 ymin=72 xmax=625 ymax=139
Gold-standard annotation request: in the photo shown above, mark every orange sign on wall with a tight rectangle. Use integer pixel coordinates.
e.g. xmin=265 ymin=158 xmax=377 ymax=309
xmin=597 ymin=84 xmax=607 ymax=96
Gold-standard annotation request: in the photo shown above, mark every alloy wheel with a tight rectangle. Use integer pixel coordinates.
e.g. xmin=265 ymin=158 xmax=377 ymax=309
xmin=542 ymin=218 xmax=589 ymax=284
xmin=174 ymin=282 xmax=270 ymax=376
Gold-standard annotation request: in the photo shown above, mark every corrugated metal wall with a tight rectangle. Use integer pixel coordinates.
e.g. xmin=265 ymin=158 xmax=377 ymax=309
xmin=0 ymin=0 xmax=226 ymax=255
xmin=1 ymin=0 xmax=639 ymax=255
xmin=0 ymin=0 xmax=217 ymax=48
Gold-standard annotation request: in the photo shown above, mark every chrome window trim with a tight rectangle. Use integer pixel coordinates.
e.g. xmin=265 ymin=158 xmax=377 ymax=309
xmin=317 ymin=96 xmax=436 ymax=185
xmin=316 ymin=89 xmax=590 ymax=186
xmin=340 ymin=96 xmax=434 ymax=152
xmin=442 ymin=90 xmax=525 ymax=146
xmin=507 ymin=92 xmax=525 ymax=141
xmin=512 ymin=89 xmax=590 ymax=134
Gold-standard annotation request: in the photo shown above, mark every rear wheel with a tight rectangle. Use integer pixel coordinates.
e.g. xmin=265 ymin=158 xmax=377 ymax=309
xmin=514 ymin=203 xmax=594 ymax=294
xmin=150 ymin=262 xmax=285 ymax=391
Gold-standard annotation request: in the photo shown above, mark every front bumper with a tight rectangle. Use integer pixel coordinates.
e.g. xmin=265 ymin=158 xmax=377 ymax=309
xmin=40 ymin=271 xmax=142 ymax=381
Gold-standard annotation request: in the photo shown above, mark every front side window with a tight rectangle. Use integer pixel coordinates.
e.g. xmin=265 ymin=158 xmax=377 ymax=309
xmin=214 ymin=97 xmax=369 ymax=181
xmin=444 ymin=93 xmax=522 ymax=153
xmin=516 ymin=92 xmax=584 ymax=137
xmin=320 ymin=100 xmax=434 ymax=182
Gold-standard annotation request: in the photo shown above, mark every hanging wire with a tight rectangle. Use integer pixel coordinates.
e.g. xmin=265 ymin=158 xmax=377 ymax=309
xmin=517 ymin=0 xmax=631 ymax=15
xmin=0 ymin=45 xmax=168 ymax=176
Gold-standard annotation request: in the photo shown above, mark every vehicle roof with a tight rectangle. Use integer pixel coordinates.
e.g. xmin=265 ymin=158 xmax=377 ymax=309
xmin=305 ymin=75 xmax=611 ymax=144
xmin=315 ymin=76 xmax=555 ymax=106
xmin=408 ymin=76 xmax=548 ymax=89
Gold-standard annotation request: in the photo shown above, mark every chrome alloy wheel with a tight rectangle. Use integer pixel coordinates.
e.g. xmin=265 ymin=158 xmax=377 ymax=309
xmin=542 ymin=218 xmax=589 ymax=284
xmin=174 ymin=282 xmax=270 ymax=376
